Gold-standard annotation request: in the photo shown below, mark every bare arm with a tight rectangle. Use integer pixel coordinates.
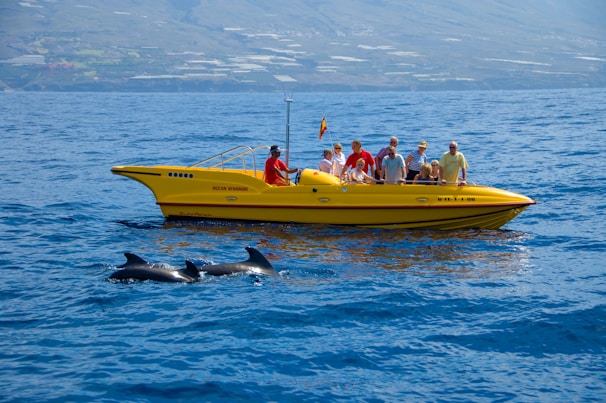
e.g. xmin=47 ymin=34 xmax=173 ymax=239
xmin=340 ymin=165 xmax=348 ymax=178
xmin=272 ymin=166 xmax=287 ymax=182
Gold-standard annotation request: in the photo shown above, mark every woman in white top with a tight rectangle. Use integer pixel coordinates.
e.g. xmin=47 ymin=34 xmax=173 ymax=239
xmin=332 ymin=143 xmax=346 ymax=178
xmin=350 ymin=158 xmax=375 ymax=183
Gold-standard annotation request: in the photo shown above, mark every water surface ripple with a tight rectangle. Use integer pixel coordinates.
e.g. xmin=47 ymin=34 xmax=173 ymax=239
xmin=0 ymin=89 xmax=605 ymax=402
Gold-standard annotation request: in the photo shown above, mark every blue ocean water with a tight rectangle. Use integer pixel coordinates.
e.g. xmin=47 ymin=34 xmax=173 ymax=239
xmin=0 ymin=89 xmax=605 ymax=402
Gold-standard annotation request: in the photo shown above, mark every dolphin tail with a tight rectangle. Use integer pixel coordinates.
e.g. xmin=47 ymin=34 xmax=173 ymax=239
xmin=118 ymin=252 xmax=149 ymax=268
xmin=184 ymin=260 xmax=202 ymax=279
xmin=245 ymin=247 xmax=274 ymax=270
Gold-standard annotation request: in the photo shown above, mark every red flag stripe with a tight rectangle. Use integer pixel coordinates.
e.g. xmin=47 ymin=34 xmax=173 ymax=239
xmin=319 ymin=117 xmax=327 ymax=139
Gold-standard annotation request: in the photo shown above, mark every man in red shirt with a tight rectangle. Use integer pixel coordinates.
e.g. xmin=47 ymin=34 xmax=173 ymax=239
xmin=264 ymin=145 xmax=299 ymax=186
xmin=340 ymin=140 xmax=374 ymax=178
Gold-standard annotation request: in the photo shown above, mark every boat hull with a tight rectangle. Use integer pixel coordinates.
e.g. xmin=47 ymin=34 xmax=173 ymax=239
xmin=111 ymin=166 xmax=535 ymax=230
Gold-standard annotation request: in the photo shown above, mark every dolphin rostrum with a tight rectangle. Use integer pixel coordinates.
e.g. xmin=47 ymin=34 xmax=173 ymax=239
xmin=108 ymin=247 xmax=275 ymax=283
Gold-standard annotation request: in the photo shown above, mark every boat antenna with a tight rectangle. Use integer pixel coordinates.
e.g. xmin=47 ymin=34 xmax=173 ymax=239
xmin=321 ymin=112 xmax=336 ymax=149
xmin=284 ymin=94 xmax=293 ymax=167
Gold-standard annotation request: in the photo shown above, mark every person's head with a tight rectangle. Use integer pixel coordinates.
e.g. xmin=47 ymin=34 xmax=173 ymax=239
xmin=449 ymin=141 xmax=458 ymax=155
xmin=270 ymin=145 xmax=283 ymax=157
xmin=418 ymin=141 xmax=428 ymax=152
xmin=389 ymin=137 xmax=399 ymax=147
xmin=420 ymin=163 xmax=431 ymax=176
xmin=387 ymin=145 xmax=396 ymax=158
xmin=323 ymin=148 xmax=333 ymax=158
xmin=431 ymin=160 xmax=439 ymax=172
xmin=333 ymin=143 xmax=342 ymax=154
xmin=351 ymin=140 xmax=362 ymax=151
xmin=356 ymin=158 xmax=365 ymax=169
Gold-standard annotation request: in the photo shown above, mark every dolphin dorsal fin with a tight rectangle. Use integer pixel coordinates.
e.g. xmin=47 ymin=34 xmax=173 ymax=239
xmin=184 ymin=260 xmax=201 ymax=278
xmin=245 ymin=247 xmax=274 ymax=270
xmin=119 ymin=252 xmax=149 ymax=268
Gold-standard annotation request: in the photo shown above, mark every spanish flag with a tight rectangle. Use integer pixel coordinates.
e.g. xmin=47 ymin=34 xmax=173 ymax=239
xmin=319 ymin=116 xmax=327 ymax=140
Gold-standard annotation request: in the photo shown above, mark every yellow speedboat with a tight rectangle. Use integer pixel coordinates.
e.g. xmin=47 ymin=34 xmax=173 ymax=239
xmin=111 ymin=145 xmax=535 ymax=230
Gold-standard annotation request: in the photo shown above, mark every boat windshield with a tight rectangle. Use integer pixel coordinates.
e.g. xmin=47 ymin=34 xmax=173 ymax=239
xmin=187 ymin=145 xmax=270 ymax=176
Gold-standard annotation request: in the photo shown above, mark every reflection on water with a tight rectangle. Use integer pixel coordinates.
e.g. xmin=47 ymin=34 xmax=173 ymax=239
xmin=157 ymin=220 xmax=534 ymax=279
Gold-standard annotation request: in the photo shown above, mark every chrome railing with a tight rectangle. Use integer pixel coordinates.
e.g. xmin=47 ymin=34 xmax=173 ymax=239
xmin=187 ymin=145 xmax=270 ymax=176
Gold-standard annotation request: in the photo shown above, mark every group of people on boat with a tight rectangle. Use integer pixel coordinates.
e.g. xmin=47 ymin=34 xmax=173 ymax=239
xmin=264 ymin=138 xmax=468 ymax=186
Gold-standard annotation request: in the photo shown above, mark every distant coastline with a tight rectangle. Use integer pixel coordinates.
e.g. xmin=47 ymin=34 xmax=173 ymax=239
xmin=2 ymin=0 xmax=605 ymax=92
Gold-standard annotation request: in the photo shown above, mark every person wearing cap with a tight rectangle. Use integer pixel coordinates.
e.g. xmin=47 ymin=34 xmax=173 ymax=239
xmin=318 ymin=148 xmax=335 ymax=174
xmin=405 ymin=140 xmax=428 ymax=183
xmin=264 ymin=145 xmax=299 ymax=186
xmin=439 ymin=141 xmax=468 ymax=185
xmin=374 ymin=136 xmax=399 ymax=184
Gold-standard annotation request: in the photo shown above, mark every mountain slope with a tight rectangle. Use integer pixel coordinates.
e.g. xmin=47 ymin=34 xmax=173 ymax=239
xmin=1 ymin=0 xmax=604 ymax=91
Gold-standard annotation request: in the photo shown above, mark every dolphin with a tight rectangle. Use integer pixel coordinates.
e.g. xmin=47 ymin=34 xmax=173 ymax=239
xmin=108 ymin=247 xmax=275 ymax=282
xmin=190 ymin=246 xmax=277 ymax=276
xmin=117 ymin=252 xmax=171 ymax=270
xmin=109 ymin=253 xmax=200 ymax=283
